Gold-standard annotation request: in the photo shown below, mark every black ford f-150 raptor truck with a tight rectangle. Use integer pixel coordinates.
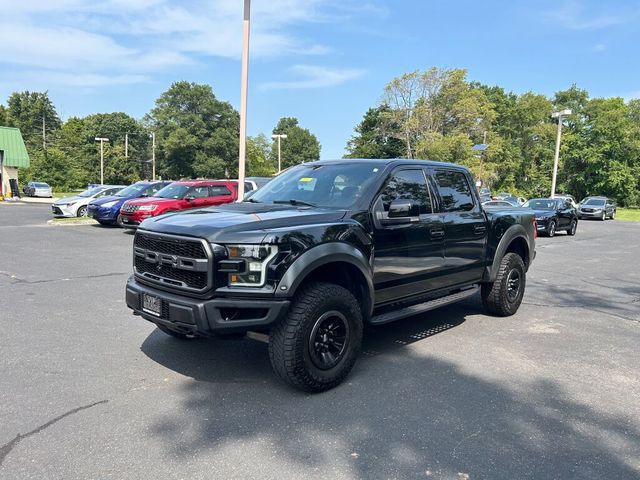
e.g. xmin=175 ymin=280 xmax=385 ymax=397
xmin=126 ymin=159 xmax=536 ymax=392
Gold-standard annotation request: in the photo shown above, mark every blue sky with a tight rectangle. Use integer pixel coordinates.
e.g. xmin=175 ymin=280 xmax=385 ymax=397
xmin=1 ymin=0 xmax=639 ymax=158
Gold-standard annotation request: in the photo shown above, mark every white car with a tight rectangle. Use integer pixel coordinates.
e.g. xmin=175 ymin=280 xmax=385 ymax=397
xmin=28 ymin=182 xmax=53 ymax=197
xmin=52 ymin=185 xmax=125 ymax=217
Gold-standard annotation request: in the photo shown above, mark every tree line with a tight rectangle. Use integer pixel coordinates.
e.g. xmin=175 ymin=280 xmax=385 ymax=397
xmin=0 ymin=81 xmax=321 ymax=191
xmin=346 ymin=68 xmax=640 ymax=207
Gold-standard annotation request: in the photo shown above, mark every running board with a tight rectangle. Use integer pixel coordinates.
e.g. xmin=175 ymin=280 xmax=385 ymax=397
xmin=370 ymin=286 xmax=479 ymax=325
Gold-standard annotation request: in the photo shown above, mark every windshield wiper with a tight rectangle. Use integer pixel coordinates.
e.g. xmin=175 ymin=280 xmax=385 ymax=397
xmin=273 ymin=199 xmax=318 ymax=208
xmin=245 ymin=198 xmax=261 ymax=203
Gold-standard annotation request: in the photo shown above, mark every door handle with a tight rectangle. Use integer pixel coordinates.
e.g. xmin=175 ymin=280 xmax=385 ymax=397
xmin=474 ymin=225 xmax=486 ymax=235
xmin=429 ymin=228 xmax=445 ymax=239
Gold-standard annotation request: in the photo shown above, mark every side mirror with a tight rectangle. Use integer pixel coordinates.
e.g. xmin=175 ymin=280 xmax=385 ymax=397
xmin=381 ymin=199 xmax=420 ymax=225
xmin=140 ymin=193 xmax=148 ymax=198
xmin=184 ymin=195 xmax=195 ymax=201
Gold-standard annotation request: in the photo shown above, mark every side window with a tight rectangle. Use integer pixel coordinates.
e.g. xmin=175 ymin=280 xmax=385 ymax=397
xmin=209 ymin=185 xmax=232 ymax=196
xmin=96 ymin=190 xmax=109 ymax=198
xmin=565 ymin=200 xmax=572 ymax=209
xmin=188 ymin=186 xmax=210 ymax=198
xmin=146 ymin=184 xmax=163 ymax=195
xmin=380 ymin=169 xmax=432 ymax=214
xmin=434 ymin=170 xmax=475 ymax=212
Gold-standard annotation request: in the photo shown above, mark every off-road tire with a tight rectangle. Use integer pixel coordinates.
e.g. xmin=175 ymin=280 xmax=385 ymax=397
xmin=269 ymin=282 xmax=363 ymax=392
xmin=156 ymin=324 xmax=197 ymax=340
xmin=547 ymin=220 xmax=556 ymax=237
xmin=481 ymin=252 xmax=526 ymax=317
xmin=567 ymin=219 xmax=577 ymax=236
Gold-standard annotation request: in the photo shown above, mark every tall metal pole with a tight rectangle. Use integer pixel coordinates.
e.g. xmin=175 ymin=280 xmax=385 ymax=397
xmin=125 ymin=133 xmax=129 ymax=158
xmin=95 ymin=137 xmax=109 ymax=185
xmin=277 ymin=135 xmax=282 ymax=173
xmin=237 ymin=0 xmax=251 ymax=201
xmin=42 ymin=113 xmax=46 ymax=150
xmin=550 ymin=118 xmax=562 ymax=198
xmin=151 ymin=132 xmax=156 ymax=181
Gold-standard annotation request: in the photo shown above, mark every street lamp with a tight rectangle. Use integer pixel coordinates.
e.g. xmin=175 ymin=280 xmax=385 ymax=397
xmin=271 ymin=133 xmax=288 ymax=173
xmin=237 ymin=0 xmax=251 ymax=201
xmin=94 ymin=137 xmax=109 ymax=185
xmin=550 ymin=109 xmax=572 ymax=198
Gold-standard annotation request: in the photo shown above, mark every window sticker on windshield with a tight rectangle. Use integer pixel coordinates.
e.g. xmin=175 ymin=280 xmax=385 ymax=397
xmin=373 ymin=168 xmax=379 ymax=172
xmin=299 ymin=177 xmax=314 ymax=182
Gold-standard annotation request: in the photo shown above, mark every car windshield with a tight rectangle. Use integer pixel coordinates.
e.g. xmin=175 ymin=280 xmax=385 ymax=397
xmin=116 ymin=184 xmax=145 ymax=197
xmin=524 ymin=199 xmax=558 ymax=210
xmin=153 ymin=184 xmax=189 ymax=199
xmin=584 ymin=198 xmax=606 ymax=206
xmin=248 ymin=162 xmax=384 ymax=208
xmin=78 ymin=187 xmax=106 ymax=197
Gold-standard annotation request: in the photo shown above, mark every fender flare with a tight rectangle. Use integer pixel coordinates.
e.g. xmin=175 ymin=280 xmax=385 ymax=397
xmin=485 ymin=224 xmax=530 ymax=282
xmin=275 ymin=243 xmax=374 ymax=316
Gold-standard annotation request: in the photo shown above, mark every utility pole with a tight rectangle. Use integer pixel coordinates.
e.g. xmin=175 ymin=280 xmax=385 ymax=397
xmin=95 ymin=137 xmax=109 ymax=185
xmin=271 ymin=133 xmax=288 ymax=173
xmin=550 ymin=109 xmax=572 ymax=198
xmin=125 ymin=133 xmax=129 ymax=159
xmin=237 ymin=0 xmax=251 ymax=201
xmin=149 ymin=132 xmax=156 ymax=180
xmin=42 ymin=113 xmax=46 ymax=150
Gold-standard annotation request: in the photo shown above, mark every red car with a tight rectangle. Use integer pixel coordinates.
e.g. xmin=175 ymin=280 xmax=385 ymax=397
xmin=119 ymin=180 xmax=238 ymax=228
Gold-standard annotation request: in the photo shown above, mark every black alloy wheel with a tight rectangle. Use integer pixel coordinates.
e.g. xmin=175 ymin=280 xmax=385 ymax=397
xmin=308 ymin=311 xmax=349 ymax=370
xmin=567 ymin=219 xmax=577 ymax=236
xmin=506 ymin=269 xmax=521 ymax=303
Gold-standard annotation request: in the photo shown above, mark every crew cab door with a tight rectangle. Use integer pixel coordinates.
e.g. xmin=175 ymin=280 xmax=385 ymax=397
xmin=372 ymin=168 xmax=445 ymax=305
xmin=430 ymin=168 xmax=487 ymax=286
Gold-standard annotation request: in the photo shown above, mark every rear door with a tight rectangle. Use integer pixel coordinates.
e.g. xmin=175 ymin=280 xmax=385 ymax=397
xmin=372 ymin=168 xmax=445 ymax=305
xmin=557 ymin=199 xmax=573 ymax=227
xmin=431 ymin=168 xmax=487 ymax=286
xmin=207 ymin=184 xmax=235 ymax=206
xmin=184 ymin=185 xmax=212 ymax=208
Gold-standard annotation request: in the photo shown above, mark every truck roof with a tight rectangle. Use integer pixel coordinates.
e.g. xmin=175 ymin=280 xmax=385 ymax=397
xmin=305 ymin=158 xmax=469 ymax=170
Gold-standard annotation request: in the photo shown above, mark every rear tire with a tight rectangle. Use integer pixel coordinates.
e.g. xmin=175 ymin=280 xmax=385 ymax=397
xmin=481 ymin=252 xmax=526 ymax=317
xmin=156 ymin=324 xmax=197 ymax=340
xmin=611 ymin=211 xmax=616 ymax=220
xmin=567 ymin=219 xmax=577 ymax=236
xmin=269 ymin=282 xmax=363 ymax=392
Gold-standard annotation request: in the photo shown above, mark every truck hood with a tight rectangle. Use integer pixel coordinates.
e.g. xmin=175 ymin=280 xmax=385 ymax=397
xmin=138 ymin=202 xmax=348 ymax=243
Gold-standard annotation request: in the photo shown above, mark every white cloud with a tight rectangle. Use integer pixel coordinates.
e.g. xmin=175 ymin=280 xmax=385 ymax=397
xmin=260 ymin=64 xmax=365 ymax=90
xmin=0 ymin=0 xmax=381 ymax=88
xmin=544 ymin=1 xmax=628 ymax=30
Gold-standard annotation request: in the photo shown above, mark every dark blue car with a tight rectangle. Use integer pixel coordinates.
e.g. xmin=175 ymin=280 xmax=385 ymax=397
xmin=88 ymin=181 xmax=171 ymax=226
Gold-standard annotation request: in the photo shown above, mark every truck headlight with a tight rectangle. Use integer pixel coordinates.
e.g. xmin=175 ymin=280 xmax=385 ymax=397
xmin=226 ymin=244 xmax=278 ymax=287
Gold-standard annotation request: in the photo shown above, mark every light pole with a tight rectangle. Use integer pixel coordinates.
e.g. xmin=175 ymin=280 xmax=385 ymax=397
xmin=550 ymin=109 xmax=572 ymax=198
xmin=271 ymin=133 xmax=288 ymax=173
xmin=149 ymin=132 xmax=156 ymax=180
xmin=94 ymin=137 xmax=109 ymax=185
xmin=237 ymin=0 xmax=251 ymax=201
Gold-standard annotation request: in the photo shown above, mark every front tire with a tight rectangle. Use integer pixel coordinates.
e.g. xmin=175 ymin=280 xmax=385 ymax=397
xmin=611 ymin=210 xmax=616 ymax=220
xmin=269 ymin=282 xmax=363 ymax=392
xmin=601 ymin=211 xmax=606 ymax=221
xmin=77 ymin=205 xmax=88 ymax=217
xmin=481 ymin=253 xmax=526 ymax=317
xmin=547 ymin=220 xmax=556 ymax=237
xmin=567 ymin=219 xmax=577 ymax=236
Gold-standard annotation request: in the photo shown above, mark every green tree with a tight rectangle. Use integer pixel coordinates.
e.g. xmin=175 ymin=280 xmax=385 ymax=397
xmin=0 ymin=104 xmax=7 ymax=126
xmin=146 ymin=81 xmax=240 ymax=180
xmin=247 ymin=134 xmax=276 ymax=176
xmin=6 ymin=91 xmax=61 ymax=150
xmin=270 ymin=117 xmax=321 ymax=169
xmin=345 ymin=105 xmax=405 ymax=158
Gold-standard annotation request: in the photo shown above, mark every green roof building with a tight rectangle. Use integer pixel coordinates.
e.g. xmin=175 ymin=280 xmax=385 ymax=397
xmin=0 ymin=126 xmax=30 ymax=197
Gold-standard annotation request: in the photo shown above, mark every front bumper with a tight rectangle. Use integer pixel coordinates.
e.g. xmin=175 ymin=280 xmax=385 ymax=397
xmin=88 ymin=204 xmax=119 ymax=222
xmin=52 ymin=204 xmax=76 ymax=217
xmin=535 ymin=219 xmax=550 ymax=232
xmin=125 ymin=276 xmax=290 ymax=336
xmin=578 ymin=210 xmax=603 ymax=219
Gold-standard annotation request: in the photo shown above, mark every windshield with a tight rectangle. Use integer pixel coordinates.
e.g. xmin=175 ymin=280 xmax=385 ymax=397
xmin=153 ymin=184 xmax=189 ymax=199
xmin=116 ymin=184 xmax=145 ymax=197
xmin=78 ymin=187 xmax=106 ymax=197
xmin=584 ymin=198 xmax=606 ymax=206
xmin=524 ymin=199 xmax=558 ymax=210
xmin=248 ymin=162 xmax=384 ymax=208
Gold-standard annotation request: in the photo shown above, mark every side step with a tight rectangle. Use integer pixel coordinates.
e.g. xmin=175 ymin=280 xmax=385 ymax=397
xmin=370 ymin=286 xmax=479 ymax=325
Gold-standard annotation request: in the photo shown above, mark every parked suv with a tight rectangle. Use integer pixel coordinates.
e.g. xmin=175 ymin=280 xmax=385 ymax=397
xmin=578 ymin=196 xmax=616 ymax=220
xmin=87 ymin=181 xmax=171 ymax=226
xmin=119 ymin=180 xmax=238 ymax=228
xmin=523 ymin=198 xmax=578 ymax=237
xmin=126 ymin=159 xmax=536 ymax=392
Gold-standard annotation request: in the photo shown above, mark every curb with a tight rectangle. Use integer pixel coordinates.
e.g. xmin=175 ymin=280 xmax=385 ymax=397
xmin=46 ymin=219 xmax=98 ymax=226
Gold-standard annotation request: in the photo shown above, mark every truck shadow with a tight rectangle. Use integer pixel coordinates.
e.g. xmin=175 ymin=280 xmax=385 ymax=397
xmin=140 ymin=295 xmax=640 ymax=479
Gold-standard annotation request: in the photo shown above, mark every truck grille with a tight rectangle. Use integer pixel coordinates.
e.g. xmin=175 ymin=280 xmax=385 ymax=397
xmin=133 ymin=232 xmax=212 ymax=292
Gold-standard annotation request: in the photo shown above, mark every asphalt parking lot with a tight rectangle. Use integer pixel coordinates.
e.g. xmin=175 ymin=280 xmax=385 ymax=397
xmin=1 ymin=203 xmax=639 ymax=480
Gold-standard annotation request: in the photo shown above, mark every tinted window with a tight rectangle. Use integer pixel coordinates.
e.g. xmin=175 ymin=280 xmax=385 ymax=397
xmin=145 ymin=183 xmax=164 ymax=195
xmin=188 ymin=186 xmax=210 ymax=198
xmin=434 ymin=170 xmax=474 ymax=212
xmin=210 ymin=185 xmax=232 ymax=196
xmin=380 ymin=169 xmax=432 ymax=214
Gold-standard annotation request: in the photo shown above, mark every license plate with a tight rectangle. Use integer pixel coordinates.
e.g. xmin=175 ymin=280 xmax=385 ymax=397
xmin=142 ymin=294 xmax=162 ymax=317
